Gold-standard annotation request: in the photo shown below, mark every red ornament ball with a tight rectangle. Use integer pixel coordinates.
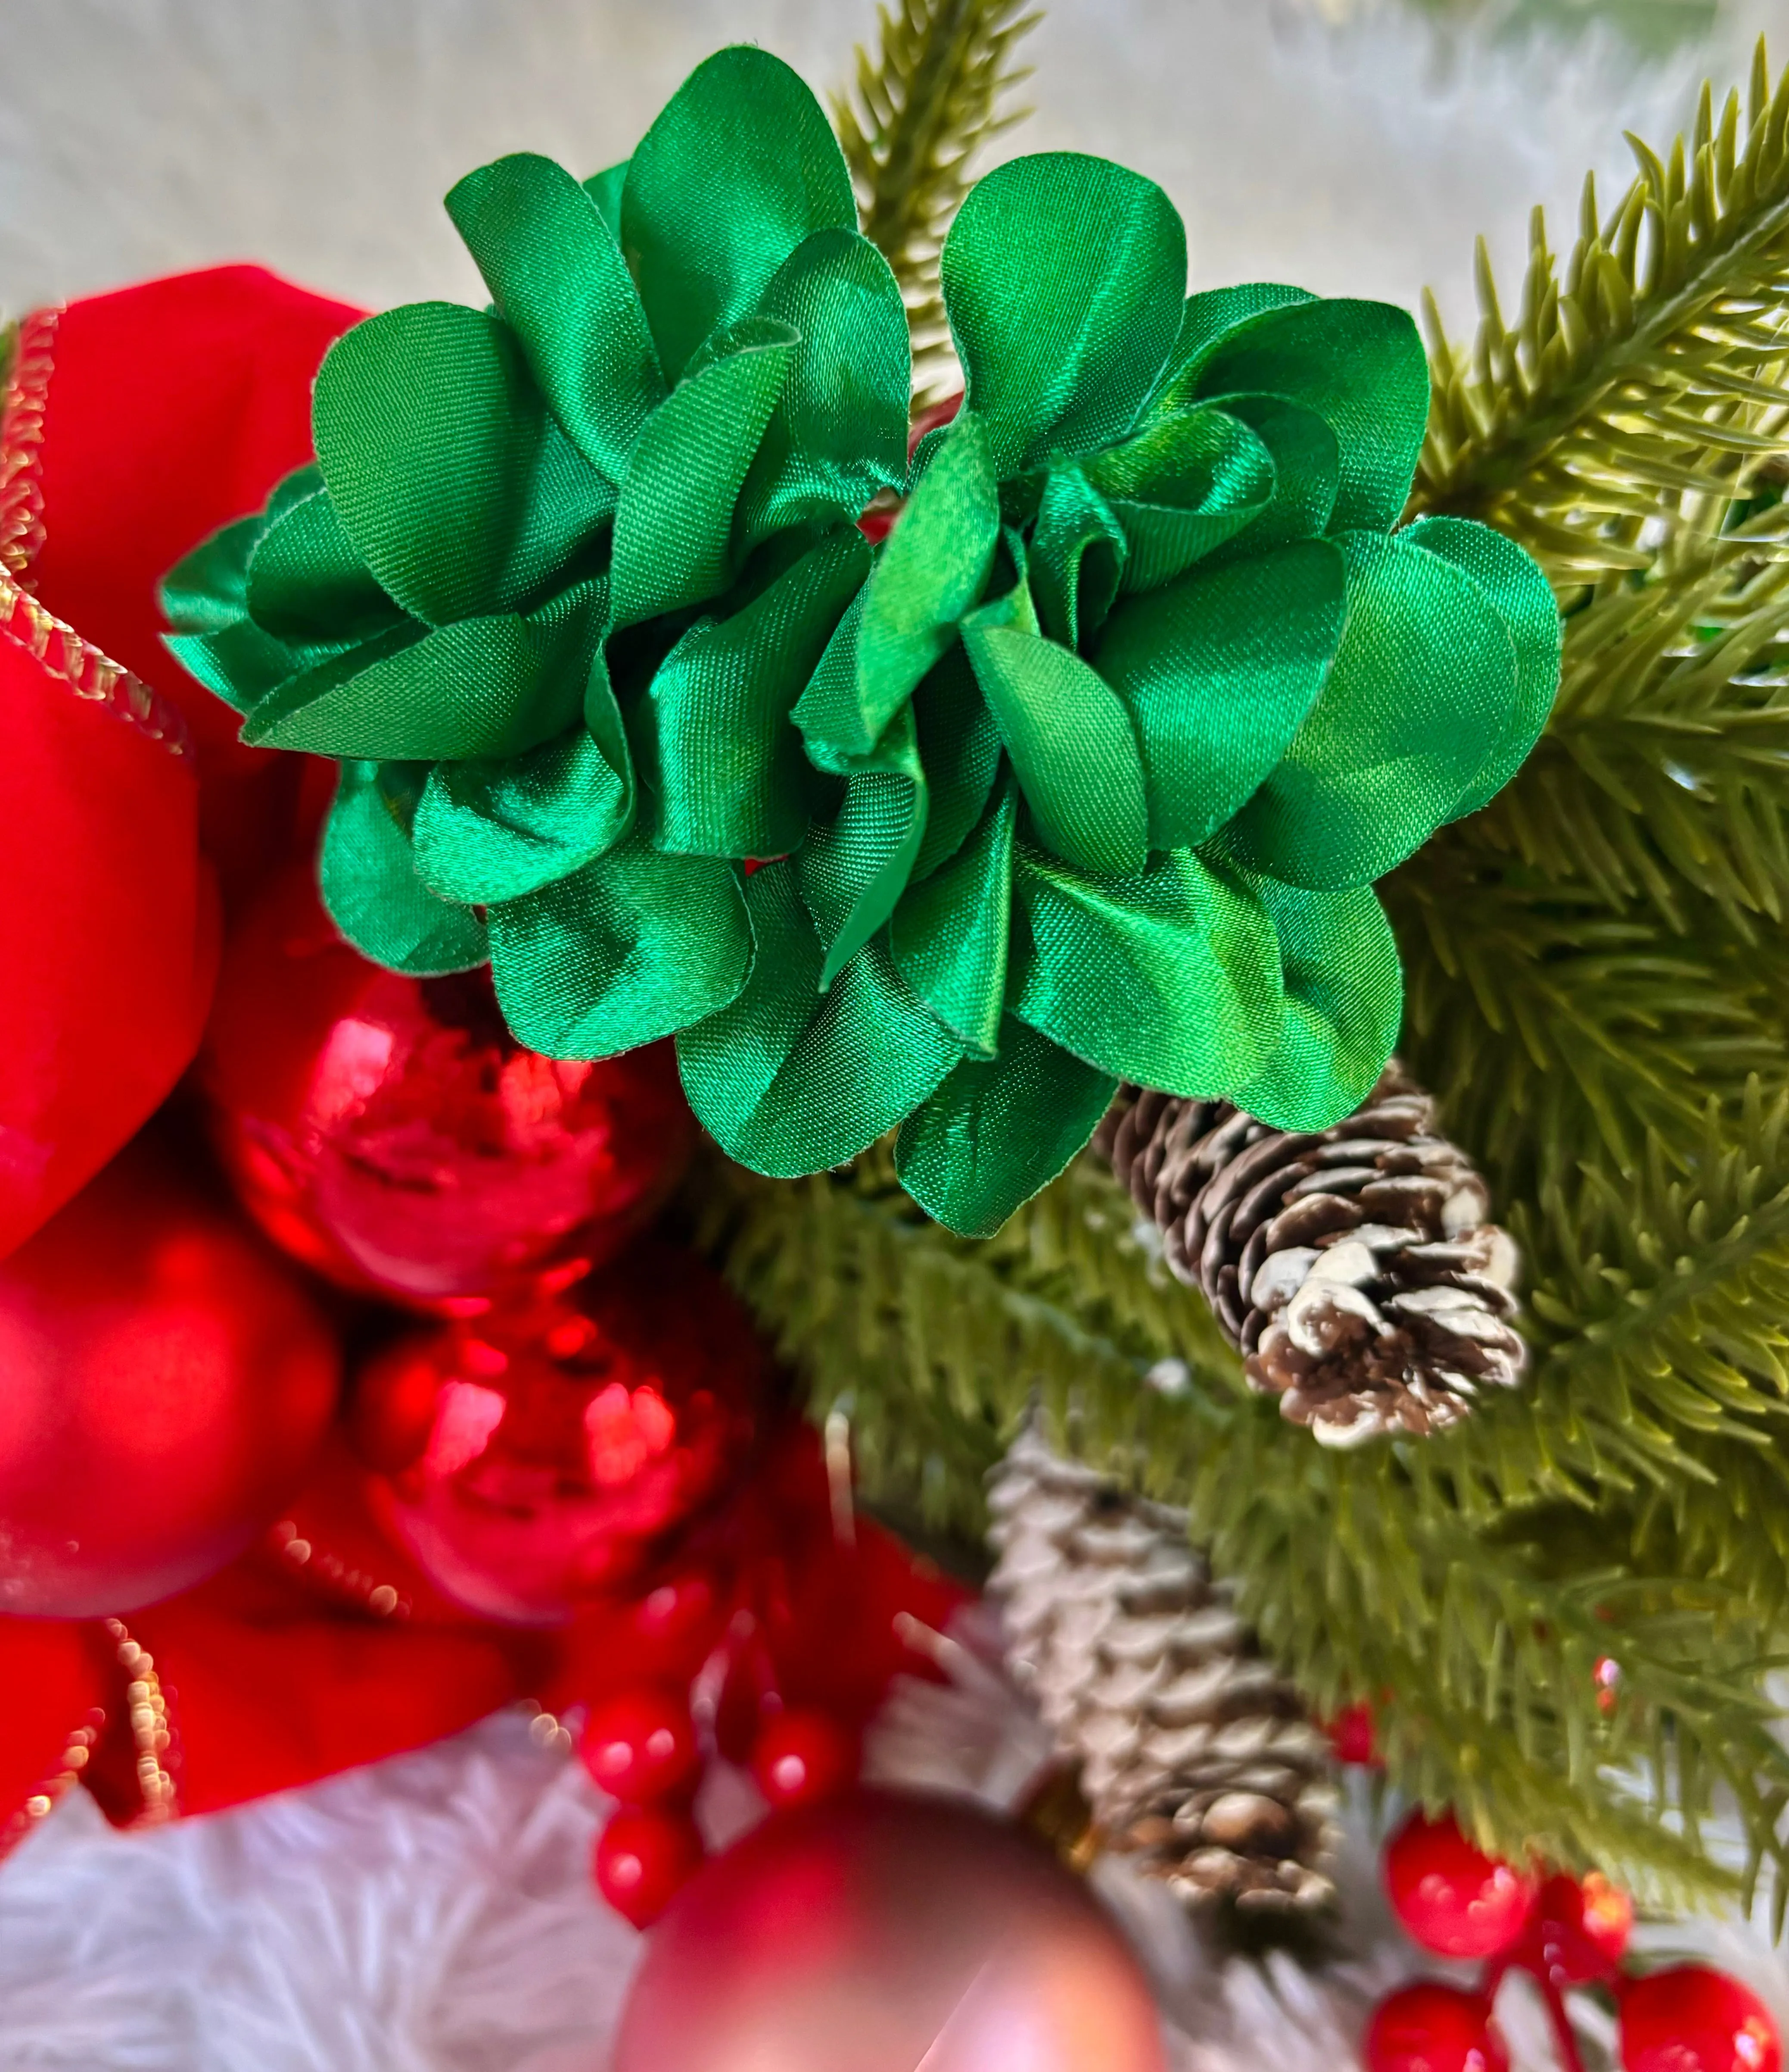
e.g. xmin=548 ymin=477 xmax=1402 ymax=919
xmin=750 ymin=1708 xmax=860 ymax=1810
xmin=358 ymin=1243 xmax=763 ymax=1624
xmin=595 ymin=1805 xmax=706 ymax=1929
xmin=0 ymin=1133 xmax=340 ymax=1617
xmin=1619 ymin=1967 xmax=1781 ymax=2072
xmin=612 ymin=1792 xmax=1167 ymax=2072
xmin=1386 ymin=1812 xmax=1538 ymax=1961
xmin=1522 ymin=1870 xmax=1633 ymax=1988
xmin=1366 ymin=1984 xmax=1508 ymax=2072
xmin=580 ymin=1686 xmax=702 ymax=1807
xmin=202 ymin=866 xmax=694 ymax=1308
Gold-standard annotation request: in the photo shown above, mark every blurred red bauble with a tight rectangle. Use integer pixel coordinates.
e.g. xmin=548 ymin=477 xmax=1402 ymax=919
xmin=1366 ymin=1984 xmax=1508 ymax=2072
xmin=0 ymin=1134 xmax=340 ymax=1616
xmin=201 ymin=866 xmax=695 ymax=1308
xmin=579 ymin=1686 xmax=702 ymax=1807
xmin=1521 ymin=1871 xmax=1633 ymax=1988
xmin=1386 ymin=1812 xmax=1538 ymax=1961
xmin=596 ymin=1805 xmax=706 ymax=1929
xmin=1619 ymin=1967 xmax=1781 ymax=2072
xmin=356 ymin=1244 xmax=764 ymax=1624
xmin=750 ymin=1708 xmax=860 ymax=1810
xmin=612 ymin=1792 xmax=1166 ymax=2072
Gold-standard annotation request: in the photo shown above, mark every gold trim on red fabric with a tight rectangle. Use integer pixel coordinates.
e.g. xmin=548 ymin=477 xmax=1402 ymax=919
xmin=0 ymin=1708 xmax=105 ymax=1863
xmin=103 ymin=1618 xmax=180 ymax=1825
xmin=0 ymin=307 xmax=59 ymax=586
xmin=0 ymin=563 xmax=193 ymax=761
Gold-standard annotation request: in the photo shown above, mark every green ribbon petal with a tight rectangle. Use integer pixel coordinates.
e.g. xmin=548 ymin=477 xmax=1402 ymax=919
xmin=1028 ymin=467 xmax=1127 ymax=650
xmin=488 ymin=831 xmax=751 ymax=1057
xmin=320 ymin=760 xmax=489 ymax=976
xmin=607 ymin=321 xmax=796 ymax=632
xmin=896 ymin=1016 xmax=1118 ymax=1238
xmin=1087 ymin=404 xmax=1278 ymax=594
xmin=798 ymin=703 xmax=930 ymax=990
xmin=1219 ymin=530 xmax=1516 ymax=889
xmin=889 ymin=776 xmax=1017 ymax=1058
xmin=1013 ymin=844 xmax=1285 ymax=1096
xmin=413 ymin=720 xmax=633 ymax=906
xmin=737 ymin=227 xmax=911 ymax=545
xmin=314 ymin=303 xmax=615 ymax=626
xmin=1231 ymin=872 xmax=1402 ymax=1132
xmin=910 ymin=644 xmax=1005 ymax=881
xmin=1401 ymin=515 xmax=1562 ymax=821
xmin=583 ymin=160 xmax=628 ymax=236
xmin=640 ymin=526 xmax=869 ymax=859
xmin=961 ymin=619 xmax=1148 ymax=876
xmin=1095 ymin=538 xmax=1345 ymax=850
xmin=447 ymin=152 xmax=664 ymax=482
xmin=1145 ymin=284 xmax=1316 ymax=420
xmin=677 ymin=861 xmax=961 ymax=1176
xmin=1191 ymin=297 xmax=1431 ymax=536
xmin=246 ymin=486 xmax=403 ymax=642
xmin=941 ymin=152 xmax=1188 ymax=479
xmin=247 ymin=578 xmax=605 ymax=760
xmin=164 ymin=620 xmax=342 ymax=717
xmin=1201 ymin=394 xmax=1340 ymax=555
xmin=620 ymin=45 xmax=857 ymax=386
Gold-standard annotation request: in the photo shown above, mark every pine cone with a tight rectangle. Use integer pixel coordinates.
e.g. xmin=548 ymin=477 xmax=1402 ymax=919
xmin=1096 ymin=1065 xmax=1525 ymax=1447
xmin=987 ymin=1421 xmax=1339 ymax=1916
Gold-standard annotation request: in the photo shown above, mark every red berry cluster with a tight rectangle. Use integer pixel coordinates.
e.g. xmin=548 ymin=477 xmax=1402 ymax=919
xmin=1369 ymin=1811 xmax=1781 ymax=2072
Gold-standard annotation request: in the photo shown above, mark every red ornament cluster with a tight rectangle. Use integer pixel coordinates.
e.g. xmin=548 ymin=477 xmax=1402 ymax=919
xmin=1371 ymin=1810 xmax=1781 ymax=2072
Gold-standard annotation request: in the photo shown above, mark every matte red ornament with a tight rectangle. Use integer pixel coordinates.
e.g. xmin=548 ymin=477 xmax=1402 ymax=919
xmin=1521 ymin=1871 xmax=1633 ymax=1988
xmin=750 ymin=1708 xmax=860 ymax=1810
xmin=580 ymin=1686 xmax=702 ymax=1807
xmin=359 ymin=1244 xmax=763 ymax=1624
xmin=612 ymin=1792 xmax=1167 ymax=2072
xmin=1386 ymin=1811 xmax=1538 ymax=1961
xmin=1619 ymin=1967 xmax=1781 ymax=2072
xmin=202 ymin=866 xmax=695 ymax=1309
xmin=0 ymin=1133 xmax=340 ymax=1617
xmin=596 ymin=1806 xmax=706 ymax=1929
xmin=1366 ymin=1984 xmax=1508 ymax=2072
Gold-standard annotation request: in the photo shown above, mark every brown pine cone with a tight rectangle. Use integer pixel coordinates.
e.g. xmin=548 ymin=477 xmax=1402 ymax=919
xmin=1097 ymin=1066 xmax=1524 ymax=1447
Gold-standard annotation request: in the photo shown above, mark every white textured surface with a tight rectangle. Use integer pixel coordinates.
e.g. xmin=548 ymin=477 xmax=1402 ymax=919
xmin=2 ymin=0 xmax=1788 ymax=2062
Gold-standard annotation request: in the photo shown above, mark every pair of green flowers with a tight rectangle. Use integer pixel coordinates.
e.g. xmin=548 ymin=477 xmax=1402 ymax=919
xmin=165 ymin=45 xmax=1559 ymax=1238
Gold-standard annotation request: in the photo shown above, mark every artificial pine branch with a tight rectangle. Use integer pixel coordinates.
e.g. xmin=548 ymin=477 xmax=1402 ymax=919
xmin=1410 ymin=43 xmax=1789 ymax=581
xmin=832 ymin=0 xmax=1039 ymax=405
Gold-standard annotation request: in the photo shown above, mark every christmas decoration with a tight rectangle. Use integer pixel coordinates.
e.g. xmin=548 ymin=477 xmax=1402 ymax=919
xmin=749 ymin=1707 xmax=860 ymax=1809
xmin=355 ymin=1243 xmax=764 ymax=1624
xmin=1098 ymin=1064 xmax=1525 ymax=1444
xmin=1618 ymin=1967 xmax=1782 ymax=2072
xmin=0 ymin=1133 xmax=340 ymax=1617
xmin=987 ymin=1418 xmax=1338 ymax=1914
xmin=202 ymin=863 xmax=694 ymax=1306
xmin=1383 ymin=1810 xmax=1537 ymax=1960
xmin=578 ymin=1685 xmax=701 ymax=1806
xmin=594 ymin=1804 xmax=706 ymax=1929
xmin=610 ymin=1792 xmax=1167 ymax=2072
xmin=1365 ymin=1984 xmax=1507 ymax=2072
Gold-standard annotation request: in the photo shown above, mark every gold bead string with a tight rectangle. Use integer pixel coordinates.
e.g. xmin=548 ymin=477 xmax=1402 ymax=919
xmin=102 ymin=1618 xmax=179 ymax=1824
xmin=0 ymin=306 xmax=57 ymax=584
xmin=0 ymin=1708 xmax=104 ymax=1862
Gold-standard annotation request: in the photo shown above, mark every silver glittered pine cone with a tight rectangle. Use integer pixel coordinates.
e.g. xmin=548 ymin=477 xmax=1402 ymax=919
xmin=986 ymin=1420 xmax=1340 ymax=1917
xmin=1095 ymin=1063 xmax=1526 ymax=1448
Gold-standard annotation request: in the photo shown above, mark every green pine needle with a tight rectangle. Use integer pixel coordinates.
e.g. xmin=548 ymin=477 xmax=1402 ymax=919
xmin=1412 ymin=41 xmax=1789 ymax=582
xmin=833 ymin=0 xmax=1040 ymax=405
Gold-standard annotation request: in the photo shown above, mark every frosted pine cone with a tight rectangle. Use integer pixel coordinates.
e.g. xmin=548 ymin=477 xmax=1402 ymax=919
xmin=1097 ymin=1066 xmax=1525 ymax=1447
xmin=987 ymin=1422 xmax=1339 ymax=1916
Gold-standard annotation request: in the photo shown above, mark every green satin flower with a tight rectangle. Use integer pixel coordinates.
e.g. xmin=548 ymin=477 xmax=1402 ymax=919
xmin=162 ymin=43 xmax=909 ymax=1035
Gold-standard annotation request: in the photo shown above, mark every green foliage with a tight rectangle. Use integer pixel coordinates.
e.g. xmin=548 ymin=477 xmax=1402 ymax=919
xmin=832 ymin=0 xmax=1039 ymax=403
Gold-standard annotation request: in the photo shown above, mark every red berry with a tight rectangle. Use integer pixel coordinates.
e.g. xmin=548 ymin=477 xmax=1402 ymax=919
xmin=1385 ymin=1812 xmax=1538 ymax=1960
xmin=1619 ymin=1966 xmax=1781 ymax=2072
xmin=579 ymin=1687 xmax=701 ymax=1807
xmin=1522 ymin=1870 xmax=1633 ymax=1987
xmin=593 ymin=1807 xmax=704 ymax=1929
xmin=1366 ymin=1984 xmax=1508 ymax=2072
xmin=750 ymin=1708 xmax=859 ymax=1809
xmin=1326 ymin=1702 xmax=1381 ymax=1767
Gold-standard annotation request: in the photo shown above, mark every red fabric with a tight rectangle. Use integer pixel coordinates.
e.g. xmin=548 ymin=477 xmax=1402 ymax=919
xmin=0 ymin=632 xmax=219 ymax=1258
xmin=28 ymin=266 xmax=361 ymax=899
xmin=0 ymin=1617 xmax=105 ymax=1858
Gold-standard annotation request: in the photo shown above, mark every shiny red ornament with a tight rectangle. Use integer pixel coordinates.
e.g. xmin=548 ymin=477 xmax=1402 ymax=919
xmin=1366 ymin=1984 xmax=1508 ymax=2072
xmin=358 ymin=1243 xmax=763 ymax=1624
xmin=613 ymin=1792 xmax=1166 ymax=2072
xmin=596 ymin=1806 xmax=706 ymax=1929
xmin=1386 ymin=1812 xmax=1538 ymax=1961
xmin=1521 ymin=1871 xmax=1633 ymax=1988
xmin=1619 ymin=1967 xmax=1781 ymax=2072
xmin=0 ymin=1133 xmax=340 ymax=1617
xmin=580 ymin=1686 xmax=702 ymax=1807
xmin=750 ymin=1708 xmax=860 ymax=1810
xmin=202 ymin=866 xmax=695 ymax=1309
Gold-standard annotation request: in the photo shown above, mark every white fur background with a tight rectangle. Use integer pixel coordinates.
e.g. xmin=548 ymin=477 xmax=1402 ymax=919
xmin=3 ymin=0 xmax=1789 ymax=2064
